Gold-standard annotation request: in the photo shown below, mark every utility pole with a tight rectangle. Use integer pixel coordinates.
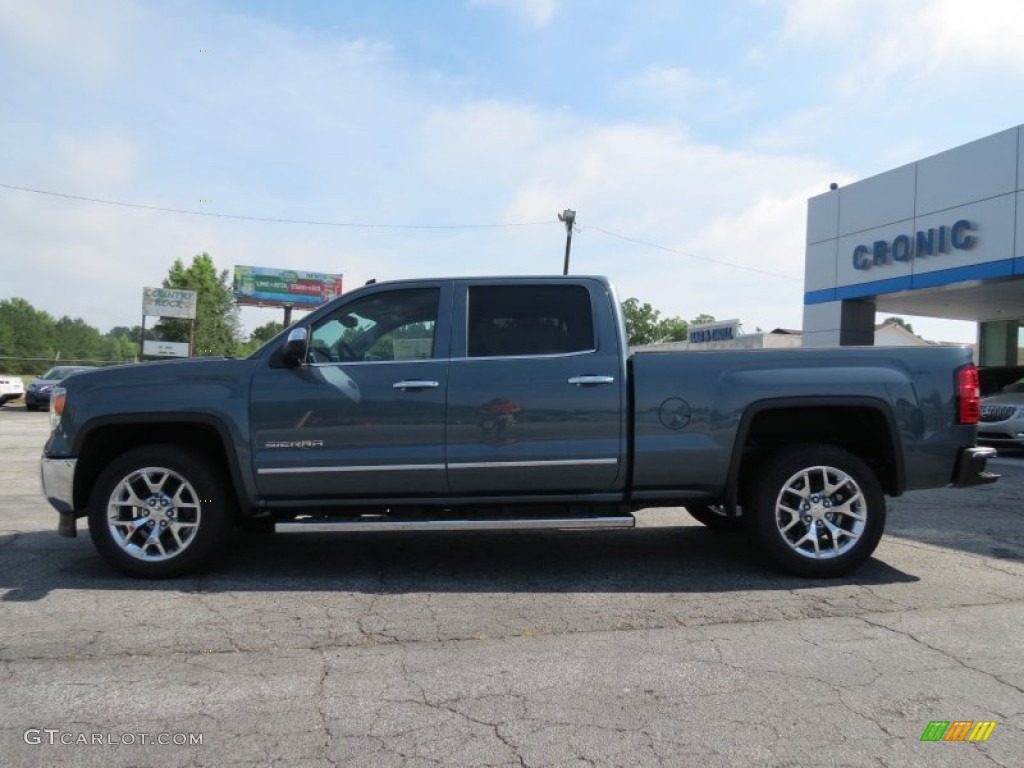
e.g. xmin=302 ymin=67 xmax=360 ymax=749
xmin=558 ymin=209 xmax=576 ymax=275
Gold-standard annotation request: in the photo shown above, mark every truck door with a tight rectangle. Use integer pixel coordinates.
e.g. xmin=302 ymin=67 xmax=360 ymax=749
xmin=251 ymin=284 xmax=452 ymax=499
xmin=445 ymin=281 xmax=626 ymax=494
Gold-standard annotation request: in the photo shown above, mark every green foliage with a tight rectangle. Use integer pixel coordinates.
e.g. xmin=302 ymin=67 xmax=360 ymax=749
xmin=155 ymin=253 xmax=241 ymax=357
xmin=883 ymin=316 xmax=914 ymax=334
xmin=0 ymin=298 xmax=138 ymax=375
xmin=620 ymin=298 xmax=700 ymax=346
xmin=236 ymin=321 xmax=285 ymax=358
xmin=621 ymin=298 xmax=662 ymax=346
xmin=657 ymin=316 xmax=689 ymax=343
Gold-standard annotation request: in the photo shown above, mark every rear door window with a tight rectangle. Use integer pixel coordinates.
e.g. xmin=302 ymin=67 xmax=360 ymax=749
xmin=466 ymin=285 xmax=594 ymax=358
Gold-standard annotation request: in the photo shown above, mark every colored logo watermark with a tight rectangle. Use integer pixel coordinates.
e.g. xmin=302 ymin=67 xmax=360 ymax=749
xmin=920 ymin=721 xmax=996 ymax=742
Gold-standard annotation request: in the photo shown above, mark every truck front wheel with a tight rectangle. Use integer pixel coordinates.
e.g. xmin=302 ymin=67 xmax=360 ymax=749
xmin=748 ymin=445 xmax=885 ymax=577
xmin=87 ymin=445 xmax=233 ymax=578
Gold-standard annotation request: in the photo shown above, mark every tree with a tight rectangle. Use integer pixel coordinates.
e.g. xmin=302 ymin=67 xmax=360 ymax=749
xmin=155 ymin=253 xmax=241 ymax=357
xmin=621 ymin=298 xmax=662 ymax=346
xmin=0 ymin=298 xmax=57 ymax=373
xmin=658 ymin=316 xmax=689 ymax=342
xmin=236 ymin=321 xmax=285 ymax=358
xmin=106 ymin=326 xmax=138 ymax=341
xmin=0 ymin=298 xmax=138 ymax=373
xmin=620 ymin=298 xmax=692 ymax=346
xmin=883 ymin=316 xmax=914 ymax=334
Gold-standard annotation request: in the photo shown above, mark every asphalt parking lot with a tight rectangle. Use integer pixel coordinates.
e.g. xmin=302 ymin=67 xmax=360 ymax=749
xmin=1 ymin=404 xmax=1022 ymax=767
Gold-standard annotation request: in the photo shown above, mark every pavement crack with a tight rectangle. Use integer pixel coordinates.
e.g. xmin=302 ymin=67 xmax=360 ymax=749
xmin=315 ymin=646 xmax=338 ymax=768
xmin=860 ymin=615 xmax=1024 ymax=697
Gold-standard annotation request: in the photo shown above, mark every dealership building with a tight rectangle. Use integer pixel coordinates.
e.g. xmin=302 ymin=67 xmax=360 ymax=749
xmin=803 ymin=125 xmax=1024 ymax=366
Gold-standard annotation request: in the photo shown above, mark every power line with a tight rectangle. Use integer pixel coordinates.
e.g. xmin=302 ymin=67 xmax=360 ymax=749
xmin=2 ymin=182 xmax=802 ymax=281
xmin=584 ymin=225 xmax=801 ymax=281
xmin=0 ymin=183 xmax=552 ymax=230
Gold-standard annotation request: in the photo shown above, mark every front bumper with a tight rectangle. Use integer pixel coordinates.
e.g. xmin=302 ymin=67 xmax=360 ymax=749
xmin=952 ymin=446 xmax=999 ymax=488
xmin=41 ymin=457 xmax=78 ymax=536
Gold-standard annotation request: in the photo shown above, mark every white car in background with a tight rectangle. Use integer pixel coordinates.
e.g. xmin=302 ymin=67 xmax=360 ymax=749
xmin=978 ymin=379 xmax=1024 ymax=451
xmin=0 ymin=374 xmax=25 ymax=406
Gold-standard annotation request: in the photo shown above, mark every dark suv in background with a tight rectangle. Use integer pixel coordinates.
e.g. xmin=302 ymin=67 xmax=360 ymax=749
xmin=25 ymin=366 xmax=96 ymax=411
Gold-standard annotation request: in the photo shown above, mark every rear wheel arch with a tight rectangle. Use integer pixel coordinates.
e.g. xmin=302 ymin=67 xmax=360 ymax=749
xmin=726 ymin=398 xmax=903 ymax=507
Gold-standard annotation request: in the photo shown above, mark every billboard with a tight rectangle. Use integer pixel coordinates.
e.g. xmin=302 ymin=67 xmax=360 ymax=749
xmin=233 ymin=265 xmax=343 ymax=308
xmin=143 ymin=287 xmax=198 ymax=319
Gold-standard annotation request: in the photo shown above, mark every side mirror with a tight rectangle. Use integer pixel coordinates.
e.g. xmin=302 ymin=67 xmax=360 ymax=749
xmin=281 ymin=327 xmax=308 ymax=367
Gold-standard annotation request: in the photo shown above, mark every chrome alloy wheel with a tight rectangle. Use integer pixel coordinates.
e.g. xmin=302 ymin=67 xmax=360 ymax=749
xmin=106 ymin=466 xmax=202 ymax=562
xmin=774 ymin=465 xmax=866 ymax=559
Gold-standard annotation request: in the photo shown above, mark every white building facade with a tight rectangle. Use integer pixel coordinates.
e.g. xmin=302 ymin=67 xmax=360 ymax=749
xmin=803 ymin=125 xmax=1024 ymax=365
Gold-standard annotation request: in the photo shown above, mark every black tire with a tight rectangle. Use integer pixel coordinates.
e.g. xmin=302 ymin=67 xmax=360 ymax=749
xmin=686 ymin=504 xmax=745 ymax=531
xmin=88 ymin=444 xmax=234 ymax=578
xmin=25 ymin=403 xmax=40 ymax=412
xmin=747 ymin=444 xmax=885 ymax=577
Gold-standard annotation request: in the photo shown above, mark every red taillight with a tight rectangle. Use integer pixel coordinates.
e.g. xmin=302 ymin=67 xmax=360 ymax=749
xmin=957 ymin=364 xmax=980 ymax=425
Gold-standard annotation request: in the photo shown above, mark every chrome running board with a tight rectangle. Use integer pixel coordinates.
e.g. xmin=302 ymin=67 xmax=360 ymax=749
xmin=275 ymin=515 xmax=636 ymax=534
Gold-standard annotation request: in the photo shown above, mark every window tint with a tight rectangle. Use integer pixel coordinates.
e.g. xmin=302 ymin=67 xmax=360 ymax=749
xmin=467 ymin=285 xmax=594 ymax=358
xmin=309 ymin=288 xmax=439 ymax=363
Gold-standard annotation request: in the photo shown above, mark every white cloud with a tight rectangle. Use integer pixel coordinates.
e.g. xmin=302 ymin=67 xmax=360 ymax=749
xmin=0 ymin=0 xmax=142 ymax=82
xmin=780 ymin=0 xmax=1024 ymax=91
xmin=467 ymin=0 xmax=560 ymax=27
xmin=0 ymin=0 xmax=988 ymax=347
xmin=52 ymin=135 xmax=140 ymax=189
xmin=611 ymin=66 xmax=752 ymax=121
xmin=619 ymin=66 xmax=702 ymax=101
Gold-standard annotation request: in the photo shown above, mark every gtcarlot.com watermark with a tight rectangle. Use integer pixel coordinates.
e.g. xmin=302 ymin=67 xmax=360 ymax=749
xmin=24 ymin=729 xmax=203 ymax=747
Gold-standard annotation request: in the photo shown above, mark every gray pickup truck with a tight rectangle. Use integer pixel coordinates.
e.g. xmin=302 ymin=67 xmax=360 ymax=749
xmin=40 ymin=276 xmax=996 ymax=579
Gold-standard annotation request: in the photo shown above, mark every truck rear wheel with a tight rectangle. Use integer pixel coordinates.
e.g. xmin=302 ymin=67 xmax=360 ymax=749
xmin=87 ymin=445 xmax=233 ymax=578
xmin=748 ymin=444 xmax=885 ymax=577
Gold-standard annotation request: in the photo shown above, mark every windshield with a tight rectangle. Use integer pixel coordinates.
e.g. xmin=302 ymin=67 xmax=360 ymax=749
xmin=40 ymin=366 xmax=91 ymax=380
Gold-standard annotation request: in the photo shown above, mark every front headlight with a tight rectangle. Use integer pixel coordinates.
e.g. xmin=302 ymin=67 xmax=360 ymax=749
xmin=49 ymin=387 xmax=66 ymax=430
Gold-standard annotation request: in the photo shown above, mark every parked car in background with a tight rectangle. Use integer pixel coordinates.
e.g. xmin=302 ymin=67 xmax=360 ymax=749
xmin=978 ymin=378 xmax=1024 ymax=450
xmin=0 ymin=374 xmax=25 ymax=406
xmin=978 ymin=365 xmax=1024 ymax=396
xmin=25 ymin=366 xmax=96 ymax=411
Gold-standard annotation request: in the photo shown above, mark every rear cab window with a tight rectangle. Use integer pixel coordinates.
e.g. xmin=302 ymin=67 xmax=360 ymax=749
xmin=466 ymin=285 xmax=595 ymax=358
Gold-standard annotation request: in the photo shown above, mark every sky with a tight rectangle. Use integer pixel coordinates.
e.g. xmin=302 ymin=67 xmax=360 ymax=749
xmin=2 ymin=0 xmax=1023 ymax=344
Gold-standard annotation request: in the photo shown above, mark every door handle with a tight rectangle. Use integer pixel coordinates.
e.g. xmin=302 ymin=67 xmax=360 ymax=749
xmin=393 ymin=380 xmax=440 ymax=391
xmin=567 ymin=375 xmax=615 ymax=386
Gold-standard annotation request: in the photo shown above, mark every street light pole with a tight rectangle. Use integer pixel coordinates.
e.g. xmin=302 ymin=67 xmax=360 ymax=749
xmin=558 ymin=209 xmax=576 ymax=275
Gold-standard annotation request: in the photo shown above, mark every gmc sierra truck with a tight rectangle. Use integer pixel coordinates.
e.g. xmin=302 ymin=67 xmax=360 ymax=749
xmin=40 ymin=276 xmax=997 ymax=579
